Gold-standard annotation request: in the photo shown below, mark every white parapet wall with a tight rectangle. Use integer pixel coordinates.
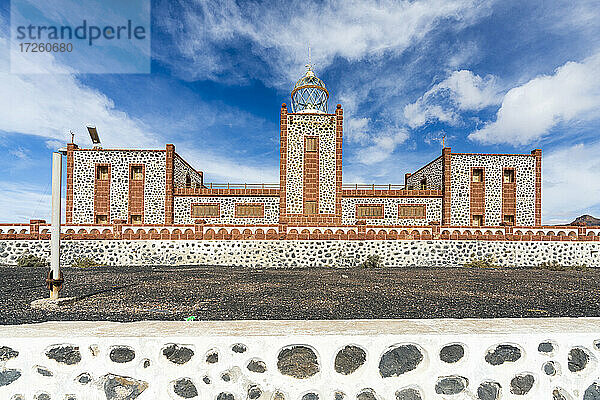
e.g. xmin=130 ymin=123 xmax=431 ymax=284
xmin=1 ymin=240 xmax=600 ymax=267
xmin=1 ymin=319 xmax=600 ymax=399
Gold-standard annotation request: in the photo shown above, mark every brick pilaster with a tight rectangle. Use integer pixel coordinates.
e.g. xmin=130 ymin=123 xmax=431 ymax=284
xmin=279 ymin=104 xmax=288 ymax=224
xmin=441 ymin=147 xmax=452 ymax=225
xmin=165 ymin=144 xmax=175 ymax=224
xmin=335 ymin=104 xmax=343 ymax=223
xmin=531 ymin=149 xmax=542 ymax=226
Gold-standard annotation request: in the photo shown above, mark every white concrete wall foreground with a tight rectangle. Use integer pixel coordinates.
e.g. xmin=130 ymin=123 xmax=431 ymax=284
xmin=1 ymin=319 xmax=600 ymax=399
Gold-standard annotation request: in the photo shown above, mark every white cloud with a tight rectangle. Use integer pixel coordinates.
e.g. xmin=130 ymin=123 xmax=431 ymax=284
xmin=469 ymin=53 xmax=600 ymax=145
xmin=157 ymin=0 xmax=491 ymax=85
xmin=345 ymin=117 xmax=370 ymax=144
xmin=542 ymin=141 xmax=600 ymax=224
xmin=355 ymin=129 xmax=409 ymax=165
xmin=0 ymin=182 xmax=54 ymax=223
xmin=404 ymin=69 xmax=501 ymax=128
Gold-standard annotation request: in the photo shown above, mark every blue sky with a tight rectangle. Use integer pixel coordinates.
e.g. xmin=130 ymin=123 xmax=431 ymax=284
xmin=0 ymin=0 xmax=599 ymax=224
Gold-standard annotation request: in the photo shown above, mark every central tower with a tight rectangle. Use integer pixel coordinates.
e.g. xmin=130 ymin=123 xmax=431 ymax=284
xmin=280 ymin=66 xmax=343 ymax=227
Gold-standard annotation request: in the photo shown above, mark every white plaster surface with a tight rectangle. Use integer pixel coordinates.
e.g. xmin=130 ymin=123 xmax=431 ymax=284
xmin=0 ymin=319 xmax=599 ymax=399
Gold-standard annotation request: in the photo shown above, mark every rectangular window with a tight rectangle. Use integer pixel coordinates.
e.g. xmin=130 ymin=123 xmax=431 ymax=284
xmin=305 ymin=137 xmax=318 ymax=152
xmin=503 ymin=169 xmax=515 ymax=183
xmin=398 ymin=205 xmax=426 ymax=218
xmin=472 ymin=168 xmax=483 ymax=183
xmin=130 ymin=166 xmax=143 ymax=180
xmin=472 ymin=214 xmax=483 ymax=226
xmin=420 ymin=178 xmax=427 ymax=190
xmin=356 ymin=205 xmax=384 ymax=218
xmin=130 ymin=214 xmax=143 ymax=224
xmin=503 ymin=214 xmax=515 ymax=225
xmin=191 ymin=204 xmax=220 ymax=217
xmin=235 ymin=204 xmax=264 ymax=217
xmin=95 ymin=214 xmax=108 ymax=224
xmin=305 ymin=201 xmax=318 ymax=215
xmin=96 ymin=165 xmax=109 ymax=180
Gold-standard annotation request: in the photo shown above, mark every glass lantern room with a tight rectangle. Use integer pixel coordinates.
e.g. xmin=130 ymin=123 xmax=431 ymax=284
xmin=291 ymin=67 xmax=329 ymax=113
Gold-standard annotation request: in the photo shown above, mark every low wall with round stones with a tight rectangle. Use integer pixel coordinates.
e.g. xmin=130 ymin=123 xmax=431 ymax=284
xmin=1 ymin=240 xmax=599 ymax=267
xmin=1 ymin=319 xmax=600 ymax=399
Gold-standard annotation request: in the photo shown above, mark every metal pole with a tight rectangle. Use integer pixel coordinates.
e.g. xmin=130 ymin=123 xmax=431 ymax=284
xmin=50 ymin=151 xmax=62 ymax=299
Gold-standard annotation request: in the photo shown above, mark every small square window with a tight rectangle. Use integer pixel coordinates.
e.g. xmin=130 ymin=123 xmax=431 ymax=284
xmin=472 ymin=168 xmax=483 ymax=183
xmin=472 ymin=214 xmax=483 ymax=226
xmin=130 ymin=166 xmax=143 ymax=180
xmin=503 ymin=214 xmax=515 ymax=225
xmin=420 ymin=178 xmax=427 ymax=190
xmin=96 ymin=165 xmax=109 ymax=180
xmin=95 ymin=214 xmax=108 ymax=224
xmin=305 ymin=137 xmax=318 ymax=152
xmin=192 ymin=204 xmax=219 ymax=217
xmin=305 ymin=201 xmax=318 ymax=214
xmin=130 ymin=215 xmax=143 ymax=224
xmin=503 ymin=169 xmax=515 ymax=183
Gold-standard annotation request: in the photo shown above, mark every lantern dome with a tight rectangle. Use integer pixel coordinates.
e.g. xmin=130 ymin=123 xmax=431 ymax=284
xmin=291 ymin=66 xmax=329 ymax=113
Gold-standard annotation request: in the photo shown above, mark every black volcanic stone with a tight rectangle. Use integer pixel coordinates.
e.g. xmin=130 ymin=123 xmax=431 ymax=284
xmin=163 ymin=344 xmax=194 ymax=365
xmin=379 ymin=345 xmax=423 ymax=377
xmin=203 ymin=376 xmax=210 ymax=384
xmin=553 ymin=388 xmax=568 ymax=400
xmin=35 ymin=393 xmax=50 ymax=400
xmin=0 ymin=369 xmax=21 ymax=386
xmin=247 ymin=359 xmax=266 ymax=373
xmin=435 ymin=376 xmax=468 ymax=395
xmin=216 ymin=393 xmax=234 ymax=400
xmin=173 ymin=378 xmax=198 ymax=398
xmin=485 ymin=344 xmax=521 ymax=365
xmin=301 ymin=394 xmax=318 ymax=400
xmin=277 ymin=346 xmax=319 ymax=378
xmin=395 ymin=388 xmax=421 ymax=400
xmin=0 ymin=346 xmax=18 ymax=361
xmin=231 ymin=343 xmax=247 ymax=353
xmin=568 ymin=348 xmax=589 ymax=372
xmin=46 ymin=345 xmax=81 ymax=365
xmin=538 ymin=342 xmax=554 ymax=353
xmin=334 ymin=345 xmax=366 ymax=375
xmin=334 ymin=391 xmax=346 ymax=400
xmin=248 ymin=385 xmax=261 ymax=399
xmin=357 ymin=389 xmax=376 ymax=400
xmin=477 ymin=381 xmax=501 ymax=400
xmin=510 ymin=374 xmax=534 ymax=395
xmin=206 ymin=351 xmax=218 ymax=364
xmin=584 ymin=383 xmax=600 ymax=400
xmin=221 ymin=373 xmax=230 ymax=382
xmin=76 ymin=373 xmax=91 ymax=384
xmin=143 ymin=359 xmax=150 ymax=368
xmin=101 ymin=373 xmax=148 ymax=400
xmin=36 ymin=366 xmax=53 ymax=377
xmin=440 ymin=344 xmax=464 ymax=363
xmin=543 ymin=361 xmax=557 ymax=376
xmin=110 ymin=346 xmax=135 ymax=363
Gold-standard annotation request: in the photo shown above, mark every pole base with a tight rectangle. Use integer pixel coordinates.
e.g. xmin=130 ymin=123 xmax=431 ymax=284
xmin=31 ymin=297 xmax=76 ymax=310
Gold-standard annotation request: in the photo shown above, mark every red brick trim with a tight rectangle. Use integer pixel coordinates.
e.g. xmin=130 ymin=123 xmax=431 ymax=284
xmin=501 ymin=167 xmax=516 ymax=226
xmin=165 ymin=144 xmax=175 ymax=224
xmin=128 ymin=164 xmax=145 ymax=224
xmin=342 ymin=189 xmax=442 ymax=198
xmin=470 ymin=166 xmax=485 ymax=226
xmin=441 ymin=147 xmax=452 ymax=225
xmin=532 ymin=149 xmax=542 ymax=226
xmin=356 ymin=204 xmax=385 ymax=219
xmin=303 ymin=135 xmax=319 ymax=213
xmin=174 ymin=188 xmax=280 ymax=197
xmin=65 ymin=143 xmax=78 ymax=223
xmin=191 ymin=202 xmax=221 ymax=218
xmin=71 ymin=148 xmax=166 ymax=152
xmin=279 ymin=104 xmax=288 ymax=223
xmin=234 ymin=203 xmax=265 ymax=218
xmin=94 ymin=163 xmax=111 ymax=224
xmin=398 ymin=204 xmax=427 ymax=219
xmin=335 ymin=105 xmax=343 ymax=223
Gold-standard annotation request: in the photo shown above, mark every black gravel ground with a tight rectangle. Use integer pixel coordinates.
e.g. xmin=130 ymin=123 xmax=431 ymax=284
xmin=0 ymin=265 xmax=599 ymax=325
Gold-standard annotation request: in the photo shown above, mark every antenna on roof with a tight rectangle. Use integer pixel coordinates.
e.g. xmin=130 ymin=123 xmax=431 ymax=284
xmin=86 ymin=125 xmax=101 ymax=149
xmin=306 ymin=44 xmax=314 ymax=71
xmin=432 ymin=132 xmax=447 ymax=148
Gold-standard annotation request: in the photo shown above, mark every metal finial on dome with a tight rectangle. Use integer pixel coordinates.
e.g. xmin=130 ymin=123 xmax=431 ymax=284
xmin=291 ymin=49 xmax=329 ymax=113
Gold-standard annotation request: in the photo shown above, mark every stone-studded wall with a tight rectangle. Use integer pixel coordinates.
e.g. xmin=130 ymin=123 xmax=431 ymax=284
xmin=406 ymin=156 xmax=443 ymax=190
xmin=1 ymin=319 xmax=600 ymax=400
xmin=1 ymin=240 xmax=598 ymax=267
xmin=71 ymin=150 xmax=167 ymax=224
xmin=173 ymin=154 xmax=203 ymax=188
xmin=173 ymin=197 xmax=280 ymax=225
xmin=285 ymin=114 xmax=337 ymax=214
xmin=341 ymin=197 xmax=442 ymax=225
xmin=450 ymin=154 xmax=536 ymax=226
